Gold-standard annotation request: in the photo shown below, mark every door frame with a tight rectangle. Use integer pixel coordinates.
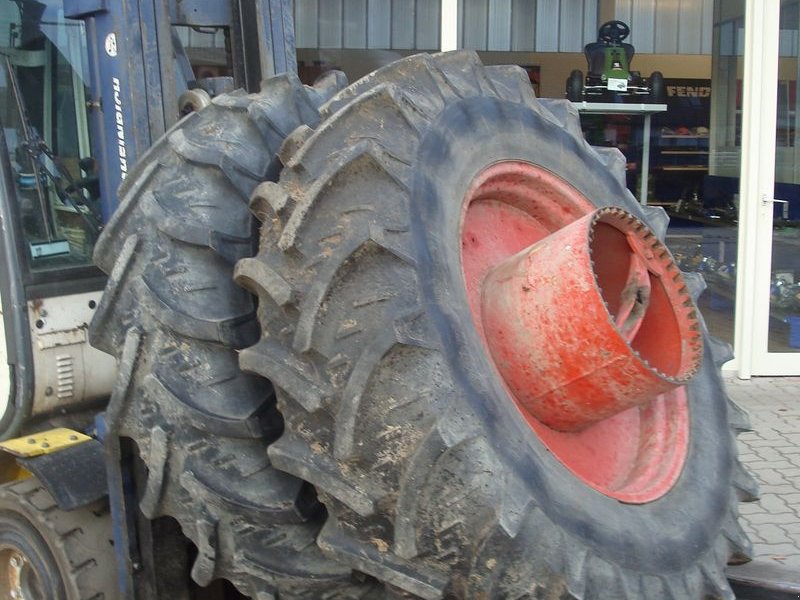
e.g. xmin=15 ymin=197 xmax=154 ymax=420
xmin=734 ymin=0 xmax=799 ymax=376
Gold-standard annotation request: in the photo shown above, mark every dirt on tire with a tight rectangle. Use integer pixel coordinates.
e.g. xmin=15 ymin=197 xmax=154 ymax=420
xmin=90 ymin=72 xmax=381 ymax=599
xmin=238 ymin=51 xmax=756 ymax=600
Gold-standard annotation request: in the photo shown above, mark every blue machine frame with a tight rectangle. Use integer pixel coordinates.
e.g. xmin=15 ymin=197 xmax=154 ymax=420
xmin=63 ymin=0 xmax=297 ymax=223
xmin=33 ymin=3 xmax=298 ymax=596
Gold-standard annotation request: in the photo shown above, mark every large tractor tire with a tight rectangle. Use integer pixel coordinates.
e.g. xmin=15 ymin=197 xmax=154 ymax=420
xmin=238 ymin=52 xmax=756 ymax=599
xmin=90 ymin=73 xmax=380 ymax=598
xmin=0 ymin=477 xmax=115 ymax=599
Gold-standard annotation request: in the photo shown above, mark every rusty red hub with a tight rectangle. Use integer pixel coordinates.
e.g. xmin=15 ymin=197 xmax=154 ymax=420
xmin=461 ymin=161 xmax=702 ymax=503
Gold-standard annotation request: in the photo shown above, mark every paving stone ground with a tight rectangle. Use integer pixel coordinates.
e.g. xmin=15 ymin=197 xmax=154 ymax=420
xmin=724 ymin=374 xmax=800 ymax=570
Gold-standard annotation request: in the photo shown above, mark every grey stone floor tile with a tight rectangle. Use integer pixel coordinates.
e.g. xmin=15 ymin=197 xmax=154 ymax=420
xmin=724 ymin=375 xmax=800 ymax=569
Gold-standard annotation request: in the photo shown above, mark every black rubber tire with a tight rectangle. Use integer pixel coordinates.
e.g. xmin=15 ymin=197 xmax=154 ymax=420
xmin=0 ymin=477 xmax=116 ymax=599
xmin=238 ymin=51 xmax=757 ymax=600
xmin=650 ymin=71 xmax=666 ymax=103
xmin=567 ymin=69 xmax=584 ymax=102
xmin=89 ymin=73 xmax=380 ymax=598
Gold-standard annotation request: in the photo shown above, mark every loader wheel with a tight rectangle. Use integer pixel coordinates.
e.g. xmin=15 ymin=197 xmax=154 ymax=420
xmin=239 ymin=52 xmax=756 ymax=600
xmin=650 ymin=71 xmax=666 ymax=103
xmin=0 ymin=477 xmax=115 ymax=600
xmin=90 ymin=73 xmax=380 ymax=598
xmin=566 ymin=69 xmax=584 ymax=102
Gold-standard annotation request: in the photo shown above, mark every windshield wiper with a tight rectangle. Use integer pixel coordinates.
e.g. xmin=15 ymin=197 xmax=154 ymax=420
xmin=5 ymin=54 xmax=100 ymax=237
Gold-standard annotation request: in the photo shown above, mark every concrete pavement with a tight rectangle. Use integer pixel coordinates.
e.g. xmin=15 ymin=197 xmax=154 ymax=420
xmin=725 ymin=374 xmax=800 ymax=571
xmin=724 ymin=374 xmax=800 ymax=598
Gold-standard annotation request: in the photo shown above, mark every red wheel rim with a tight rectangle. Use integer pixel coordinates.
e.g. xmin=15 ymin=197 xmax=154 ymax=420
xmin=460 ymin=160 xmax=692 ymax=504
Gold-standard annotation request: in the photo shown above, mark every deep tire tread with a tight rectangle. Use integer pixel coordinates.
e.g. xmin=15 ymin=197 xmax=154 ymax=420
xmin=241 ymin=51 xmax=755 ymax=600
xmin=90 ymin=74 xmax=379 ymax=598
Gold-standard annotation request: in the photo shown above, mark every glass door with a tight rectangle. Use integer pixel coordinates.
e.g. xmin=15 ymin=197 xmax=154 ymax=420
xmin=738 ymin=0 xmax=800 ymax=375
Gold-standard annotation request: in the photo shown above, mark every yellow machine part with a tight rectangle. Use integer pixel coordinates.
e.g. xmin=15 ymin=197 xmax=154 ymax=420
xmin=0 ymin=428 xmax=91 ymax=484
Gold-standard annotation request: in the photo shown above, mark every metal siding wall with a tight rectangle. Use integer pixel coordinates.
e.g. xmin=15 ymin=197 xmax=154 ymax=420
xmin=392 ymin=0 xmax=416 ymax=48
xmin=295 ymin=0 xmax=319 ymax=47
xmin=559 ymin=1 xmax=584 ymax=52
xmin=416 ymin=1 xmax=441 ymax=49
xmin=678 ymin=0 xmax=702 ymax=54
xmin=736 ymin=22 xmax=744 ymax=55
xmin=488 ymin=0 xmax=513 ymax=50
xmin=716 ymin=18 xmax=746 ymax=57
xmin=583 ymin=0 xmax=598 ymax=50
xmin=511 ymin=0 xmax=536 ymax=51
xmin=616 ymin=0 xmax=633 ymax=32
xmin=463 ymin=0 xmax=489 ymax=49
xmin=368 ymin=0 xmax=392 ymax=47
xmin=631 ymin=0 xmax=655 ymax=53
xmin=535 ymin=0 xmax=559 ymax=51
xmin=701 ymin=0 xmax=714 ymax=54
xmin=618 ymin=0 xmax=715 ymax=55
xmin=719 ymin=20 xmax=735 ymax=56
xmin=458 ymin=0 xmax=465 ymax=47
xmin=779 ymin=29 xmax=798 ymax=57
xmin=343 ymin=0 xmax=368 ymax=48
xmin=654 ymin=0 xmax=679 ymax=54
xmin=295 ymin=0 xmax=717 ymax=54
xmin=319 ymin=0 xmax=344 ymax=48
xmin=295 ymin=0 xmax=440 ymax=50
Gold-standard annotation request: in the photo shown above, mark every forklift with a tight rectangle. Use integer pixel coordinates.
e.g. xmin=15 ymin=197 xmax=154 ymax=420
xmin=0 ymin=1 xmax=303 ymax=597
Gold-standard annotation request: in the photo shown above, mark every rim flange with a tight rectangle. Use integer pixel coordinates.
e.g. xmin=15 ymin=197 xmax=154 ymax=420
xmin=460 ymin=160 xmax=690 ymax=504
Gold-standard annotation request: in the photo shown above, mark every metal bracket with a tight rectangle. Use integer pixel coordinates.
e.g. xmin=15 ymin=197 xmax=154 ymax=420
xmin=761 ymin=195 xmax=790 ymax=219
xmin=760 ymin=194 xmax=789 ymax=206
xmin=0 ymin=428 xmax=107 ymax=511
xmin=0 ymin=427 xmax=91 ymax=458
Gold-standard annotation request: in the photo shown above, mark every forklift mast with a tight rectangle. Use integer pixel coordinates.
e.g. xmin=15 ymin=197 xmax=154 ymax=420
xmin=63 ymin=0 xmax=297 ymax=222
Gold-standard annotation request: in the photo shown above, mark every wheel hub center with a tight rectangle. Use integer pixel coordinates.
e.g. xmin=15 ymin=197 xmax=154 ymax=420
xmin=480 ymin=207 xmax=702 ymax=432
xmin=2 ymin=550 xmax=30 ymax=600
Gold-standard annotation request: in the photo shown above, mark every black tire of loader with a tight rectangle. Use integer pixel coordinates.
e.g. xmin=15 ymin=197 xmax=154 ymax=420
xmin=566 ymin=69 xmax=584 ymax=102
xmin=0 ymin=478 xmax=116 ymax=599
xmin=90 ymin=73 xmax=380 ymax=599
xmin=238 ymin=52 xmax=758 ymax=600
xmin=650 ymin=71 xmax=666 ymax=103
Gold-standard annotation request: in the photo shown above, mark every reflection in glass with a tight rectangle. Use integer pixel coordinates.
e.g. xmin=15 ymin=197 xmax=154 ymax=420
xmin=0 ymin=1 xmax=98 ymax=273
xmin=768 ymin=0 xmax=800 ymax=352
xmin=659 ymin=0 xmax=745 ymax=348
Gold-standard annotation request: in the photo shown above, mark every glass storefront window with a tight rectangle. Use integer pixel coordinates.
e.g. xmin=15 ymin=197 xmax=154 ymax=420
xmin=657 ymin=1 xmax=743 ymax=349
xmin=767 ymin=0 xmax=800 ymax=352
xmin=448 ymin=0 xmax=735 ymax=346
xmin=291 ymin=0 xmax=800 ymax=361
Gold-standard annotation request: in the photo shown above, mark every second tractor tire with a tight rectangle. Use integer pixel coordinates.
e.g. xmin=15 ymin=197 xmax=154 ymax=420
xmin=90 ymin=73 xmax=380 ymax=598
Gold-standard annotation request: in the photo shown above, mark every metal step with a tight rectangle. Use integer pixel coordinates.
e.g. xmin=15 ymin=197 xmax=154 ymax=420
xmin=728 ymin=561 xmax=800 ymax=600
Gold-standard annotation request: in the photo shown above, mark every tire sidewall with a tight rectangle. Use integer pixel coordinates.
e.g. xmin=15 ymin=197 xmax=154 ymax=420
xmin=651 ymin=71 xmax=666 ymax=103
xmin=409 ymin=95 xmax=735 ymax=571
xmin=567 ymin=70 xmax=584 ymax=101
xmin=0 ymin=509 xmax=67 ymax=600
